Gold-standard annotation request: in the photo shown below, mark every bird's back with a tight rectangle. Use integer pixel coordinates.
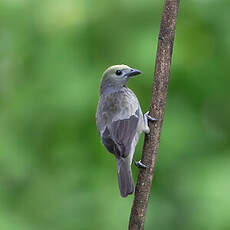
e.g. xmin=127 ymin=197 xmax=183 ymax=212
xmin=96 ymin=87 xmax=141 ymax=135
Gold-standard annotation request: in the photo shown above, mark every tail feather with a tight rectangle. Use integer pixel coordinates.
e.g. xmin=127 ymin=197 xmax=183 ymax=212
xmin=116 ymin=158 xmax=134 ymax=197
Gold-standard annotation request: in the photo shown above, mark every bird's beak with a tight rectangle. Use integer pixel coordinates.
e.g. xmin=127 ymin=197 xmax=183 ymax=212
xmin=125 ymin=68 xmax=142 ymax=78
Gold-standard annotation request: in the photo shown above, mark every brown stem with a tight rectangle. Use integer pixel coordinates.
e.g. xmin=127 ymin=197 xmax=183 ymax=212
xmin=128 ymin=0 xmax=180 ymax=229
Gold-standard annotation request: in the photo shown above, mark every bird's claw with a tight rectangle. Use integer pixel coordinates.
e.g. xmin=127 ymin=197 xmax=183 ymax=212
xmin=134 ymin=160 xmax=148 ymax=169
xmin=145 ymin=111 xmax=159 ymax=122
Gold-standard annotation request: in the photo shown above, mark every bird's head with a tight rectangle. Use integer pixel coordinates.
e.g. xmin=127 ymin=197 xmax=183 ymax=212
xmin=100 ymin=64 xmax=141 ymax=95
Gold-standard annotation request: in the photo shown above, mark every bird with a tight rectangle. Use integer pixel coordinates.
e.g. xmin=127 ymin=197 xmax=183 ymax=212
xmin=96 ymin=64 xmax=157 ymax=197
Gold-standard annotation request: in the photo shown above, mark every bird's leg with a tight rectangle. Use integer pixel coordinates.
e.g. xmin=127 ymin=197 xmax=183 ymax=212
xmin=133 ymin=112 xmax=159 ymax=169
xmin=133 ymin=159 xmax=147 ymax=169
xmin=143 ymin=111 xmax=159 ymax=134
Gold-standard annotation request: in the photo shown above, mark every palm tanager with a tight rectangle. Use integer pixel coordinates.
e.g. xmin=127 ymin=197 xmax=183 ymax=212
xmin=96 ymin=64 xmax=157 ymax=197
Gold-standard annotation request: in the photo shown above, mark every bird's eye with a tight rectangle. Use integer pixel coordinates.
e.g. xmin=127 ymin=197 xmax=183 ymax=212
xmin=115 ymin=70 xmax=122 ymax=76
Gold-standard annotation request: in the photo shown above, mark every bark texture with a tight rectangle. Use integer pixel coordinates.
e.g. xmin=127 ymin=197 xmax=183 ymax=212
xmin=128 ymin=0 xmax=180 ymax=229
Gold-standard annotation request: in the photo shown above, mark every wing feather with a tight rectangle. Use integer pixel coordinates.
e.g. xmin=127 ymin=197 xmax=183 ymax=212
xmin=102 ymin=114 xmax=138 ymax=158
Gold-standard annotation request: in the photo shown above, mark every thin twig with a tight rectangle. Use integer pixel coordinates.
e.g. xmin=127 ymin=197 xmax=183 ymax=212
xmin=128 ymin=0 xmax=180 ymax=229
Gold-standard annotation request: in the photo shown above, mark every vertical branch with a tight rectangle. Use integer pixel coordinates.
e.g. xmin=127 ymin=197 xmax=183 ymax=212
xmin=129 ymin=0 xmax=180 ymax=229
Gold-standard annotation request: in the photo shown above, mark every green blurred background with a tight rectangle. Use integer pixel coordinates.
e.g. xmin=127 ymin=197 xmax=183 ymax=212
xmin=1 ymin=0 xmax=230 ymax=229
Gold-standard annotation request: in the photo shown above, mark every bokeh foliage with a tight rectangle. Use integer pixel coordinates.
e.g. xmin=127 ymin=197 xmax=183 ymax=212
xmin=0 ymin=0 xmax=230 ymax=229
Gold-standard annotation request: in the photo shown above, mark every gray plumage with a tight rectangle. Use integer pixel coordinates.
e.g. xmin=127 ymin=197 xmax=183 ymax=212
xmin=96 ymin=64 xmax=150 ymax=197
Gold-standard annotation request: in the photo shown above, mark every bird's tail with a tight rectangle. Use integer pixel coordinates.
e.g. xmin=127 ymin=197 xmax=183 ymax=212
xmin=116 ymin=157 xmax=134 ymax=197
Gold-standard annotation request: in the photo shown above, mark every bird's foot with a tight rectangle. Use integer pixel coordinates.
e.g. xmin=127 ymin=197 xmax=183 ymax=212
xmin=143 ymin=111 xmax=159 ymax=134
xmin=133 ymin=160 xmax=148 ymax=169
xmin=144 ymin=111 xmax=159 ymax=122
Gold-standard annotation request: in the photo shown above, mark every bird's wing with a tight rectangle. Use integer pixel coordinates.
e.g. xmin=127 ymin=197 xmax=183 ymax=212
xmin=102 ymin=109 xmax=139 ymax=158
xmin=97 ymin=88 xmax=141 ymax=158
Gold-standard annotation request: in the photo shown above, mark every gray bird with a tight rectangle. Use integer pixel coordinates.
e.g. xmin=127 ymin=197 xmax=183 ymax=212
xmin=96 ymin=64 xmax=157 ymax=197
